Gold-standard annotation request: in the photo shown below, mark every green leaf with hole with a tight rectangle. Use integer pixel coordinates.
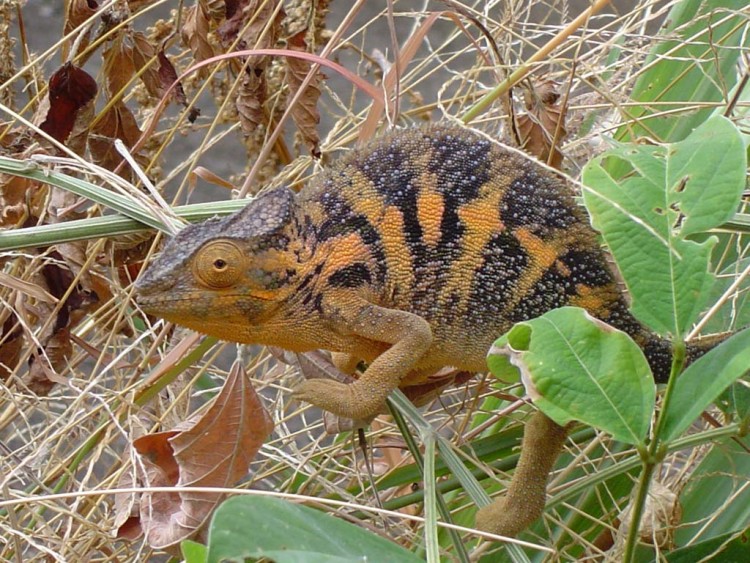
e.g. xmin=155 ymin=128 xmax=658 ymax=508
xmin=660 ymin=328 xmax=750 ymax=443
xmin=582 ymin=116 xmax=746 ymax=337
xmin=206 ymin=496 xmax=423 ymax=563
xmin=487 ymin=307 xmax=655 ymax=446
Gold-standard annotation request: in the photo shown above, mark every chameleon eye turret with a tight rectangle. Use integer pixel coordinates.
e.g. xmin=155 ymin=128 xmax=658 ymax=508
xmin=193 ymin=241 xmax=244 ymax=289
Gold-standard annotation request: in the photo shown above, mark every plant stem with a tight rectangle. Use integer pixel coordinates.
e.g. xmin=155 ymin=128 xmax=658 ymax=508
xmin=622 ymin=340 xmax=686 ymax=562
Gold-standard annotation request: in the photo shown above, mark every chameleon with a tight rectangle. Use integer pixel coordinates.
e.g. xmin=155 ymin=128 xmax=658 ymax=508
xmin=135 ymin=124 xmax=715 ymax=537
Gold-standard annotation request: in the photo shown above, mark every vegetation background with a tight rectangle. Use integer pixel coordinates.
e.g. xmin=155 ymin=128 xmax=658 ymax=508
xmin=0 ymin=1 xmax=749 ymax=562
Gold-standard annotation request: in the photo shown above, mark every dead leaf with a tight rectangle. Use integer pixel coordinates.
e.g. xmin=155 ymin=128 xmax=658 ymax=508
xmin=285 ymin=29 xmax=322 ymax=157
xmin=127 ymin=360 xmax=273 ymax=549
xmin=89 ymin=101 xmax=143 ymax=174
xmin=39 ymin=63 xmax=98 ymax=146
xmin=63 ymin=0 xmax=99 ymax=59
xmin=181 ymin=3 xmax=215 ymax=73
xmin=0 ymin=318 xmax=23 ymax=383
xmin=22 ymin=253 xmax=99 ymax=394
xmin=0 ymin=173 xmax=46 ymax=228
xmin=220 ymin=1 xmax=283 ymax=72
xmin=236 ymin=68 xmax=266 ymax=134
xmin=102 ymin=36 xmax=137 ymax=97
xmin=517 ymin=79 xmax=567 ymax=169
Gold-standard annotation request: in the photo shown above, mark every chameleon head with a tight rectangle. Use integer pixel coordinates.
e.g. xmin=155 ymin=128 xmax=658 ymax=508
xmin=134 ymin=187 xmax=301 ymax=344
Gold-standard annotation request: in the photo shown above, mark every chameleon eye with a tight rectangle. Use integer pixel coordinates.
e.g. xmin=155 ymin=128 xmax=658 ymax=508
xmin=193 ymin=241 xmax=243 ymax=288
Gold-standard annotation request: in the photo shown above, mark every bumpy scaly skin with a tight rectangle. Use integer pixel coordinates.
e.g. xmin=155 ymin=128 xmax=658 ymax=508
xmin=135 ymin=125 xmax=692 ymax=536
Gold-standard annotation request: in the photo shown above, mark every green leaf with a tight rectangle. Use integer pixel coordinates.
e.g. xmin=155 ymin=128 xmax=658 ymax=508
xmin=668 ymin=116 xmax=746 ymax=236
xmin=181 ymin=540 xmax=207 ymax=563
xmin=582 ymin=116 xmax=747 ymax=336
xmin=487 ymin=307 xmax=655 ymax=446
xmin=675 ymin=439 xmax=750 ymax=546
xmin=206 ymin=496 xmax=423 ymax=563
xmin=667 ymin=528 xmax=750 ymax=563
xmin=617 ymin=0 xmax=749 ymax=143
xmin=660 ymin=328 xmax=750 ymax=443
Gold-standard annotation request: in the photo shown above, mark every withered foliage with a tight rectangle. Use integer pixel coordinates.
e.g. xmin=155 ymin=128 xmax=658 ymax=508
xmin=517 ymin=79 xmax=568 ymax=169
xmin=2 ymin=2 xmax=334 ymax=557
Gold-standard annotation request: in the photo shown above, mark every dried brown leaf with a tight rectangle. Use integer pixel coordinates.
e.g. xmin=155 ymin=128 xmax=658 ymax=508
xmin=236 ymin=68 xmax=266 ymax=134
xmin=130 ymin=32 xmax=162 ymax=100
xmin=517 ymin=79 xmax=567 ymax=169
xmin=285 ymin=29 xmax=321 ymax=157
xmin=218 ymin=0 xmax=284 ymax=68
xmin=89 ymin=101 xmax=143 ymax=174
xmin=39 ymin=63 xmax=98 ymax=146
xmin=0 ymin=318 xmax=23 ymax=383
xmin=181 ymin=3 xmax=215 ymax=72
xmin=63 ymin=0 xmax=99 ymax=59
xmin=102 ymin=36 xmax=137 ymax=97
xmin=130 ymin=360 xmax=273 ymax=549
xmin=0 ymin=174 xmax=46 ymax=228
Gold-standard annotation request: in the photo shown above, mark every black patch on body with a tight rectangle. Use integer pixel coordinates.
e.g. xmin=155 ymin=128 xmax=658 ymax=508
xmin=500 ymin=170 xmax=579 ymax=234
xmin=558 ymin=249 xmax=614 ymax=288
xmin=467 ymin=231 xmax=529 ymax=326
xmin=328 ymin=263 xmax=373 ymax=288
xmin=507 ymin=264 xmax=574 ymax=324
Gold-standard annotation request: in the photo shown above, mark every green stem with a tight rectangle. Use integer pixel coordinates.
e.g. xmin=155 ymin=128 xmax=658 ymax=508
xmin=622 ymin=340 xmax=686 ymax=562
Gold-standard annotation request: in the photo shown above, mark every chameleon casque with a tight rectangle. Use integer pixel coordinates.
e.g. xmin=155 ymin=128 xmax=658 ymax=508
xmin=135 ymin=124 xmax=711 ymax=537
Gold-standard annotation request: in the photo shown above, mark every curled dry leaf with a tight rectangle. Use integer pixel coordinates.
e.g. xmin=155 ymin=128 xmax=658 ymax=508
xmin=517 ymin=79 xmax=567 ymax=169
xmin=0 ymin=173 xmax=46 ymax=228
xmin=119 ymin=360 xmax=273 ymax=550
xmin=236 ymin=68 xmax=266 ymax=134
xmin=39 ymin=63 xmax=98 ymax=146
xmin=285 ymin=29 xmax=322 ymax=157
xmin=23 ymin=254 xmax=99 ymax=394
xmin=102 ymin=35 xmax=137 ymax=97
xmin=616 ymin=480 xmax=682 ymax=550
xmin=63 ymin=0 xmax=99 ymax=59
xmin=181 ymin=3 xmax=215 ymax=73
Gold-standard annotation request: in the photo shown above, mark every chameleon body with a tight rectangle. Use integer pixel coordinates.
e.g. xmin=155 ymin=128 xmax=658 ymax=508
xmin=136 ymin=124 xmax=686 ymax=536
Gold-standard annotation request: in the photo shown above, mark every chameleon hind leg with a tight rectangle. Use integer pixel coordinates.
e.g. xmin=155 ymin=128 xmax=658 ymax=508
xmin=475 ymin=411 xmax=569 ymax=537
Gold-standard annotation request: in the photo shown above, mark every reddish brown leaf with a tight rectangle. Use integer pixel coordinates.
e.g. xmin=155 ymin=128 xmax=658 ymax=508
xmin=22 ymin=253 xmax=99 ymax=394
xmin=0 ymin=318 xmax=23 ymax=383
xmin=64 ymin=0 xmax=99 ymax=31
xmin=129 ymin=361 xmax=273 ymax=549
xmin=517 ymin=79 xmax=568 ymax=169
xmin=285 ymin=29 xmax=322 ymax=157
xmin=157 ymin=50 xmax=187 ymax=106
xmin=39 ymin=63 xmax=98 ymax=145
xmin=130 ymin=32 xmax=162 ymax=99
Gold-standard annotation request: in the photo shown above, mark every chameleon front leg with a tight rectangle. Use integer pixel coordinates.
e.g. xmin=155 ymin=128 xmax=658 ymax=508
xmin=293 ymin=303 xmax=433 ymax=420
xmin=475 ymin=411 xmax=569 ymax=537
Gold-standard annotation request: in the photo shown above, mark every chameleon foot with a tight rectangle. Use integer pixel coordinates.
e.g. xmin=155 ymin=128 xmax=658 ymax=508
xmin=292 ymin=379 xmax=385 ymax=420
